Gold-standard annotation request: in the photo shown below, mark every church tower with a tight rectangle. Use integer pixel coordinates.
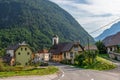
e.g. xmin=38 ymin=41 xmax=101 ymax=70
xmin=52 ymin=35 xmax=59 ymax=45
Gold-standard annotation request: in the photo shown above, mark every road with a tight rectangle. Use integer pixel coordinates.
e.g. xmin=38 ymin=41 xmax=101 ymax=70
xmin=50 ymin=62 xmax=120 ymax=80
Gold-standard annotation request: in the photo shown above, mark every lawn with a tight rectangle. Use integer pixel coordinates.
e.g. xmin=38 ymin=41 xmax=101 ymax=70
xmin=81 ymin=56 xmax=116 ymax=70
xmin=98 ymin=54 xmax=110 ymax=60
xmin=0 ymin=66 xmax=58 ymax=78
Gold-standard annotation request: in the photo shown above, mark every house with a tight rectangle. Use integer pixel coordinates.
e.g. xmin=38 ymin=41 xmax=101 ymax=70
xmin=84 ymin=45 xmax=98 ymax=51
xmin=33 ymin=49 xmax=49 ymax=63
xmin=49 ymin=35 xmax=84 ymax=64
xmin=103 ymin=32 xmax=120 ymax=53
xmin=5 ymin=42 xmax=33 ymax=66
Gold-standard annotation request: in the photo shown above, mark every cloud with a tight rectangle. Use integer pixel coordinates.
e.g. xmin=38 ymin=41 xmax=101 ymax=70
xmin=49 ymin=0 xmax=120 ymax=37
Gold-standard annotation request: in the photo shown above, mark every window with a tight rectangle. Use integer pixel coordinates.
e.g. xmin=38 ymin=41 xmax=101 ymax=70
xmin=110 ymin=48 xmax=112 ymax=51
xmin=74 ymin=47 xmax=78 ymax=51
xmin=70 ymin=52 xmax=73 ymax=58
xmin=18 ymin=52 xmax=21 ymax=55
xmin=21 ymin=48 xmax=23 ymax=51
xmin=27 ymin=52 xmax=30 ymax=55
xmin=25 ymin=48 xmax=27 ymax=51
xmin=64 ymin=53 xmax=66 ymax=59
xmin=25 ymin=63 xmax=28 ymax=65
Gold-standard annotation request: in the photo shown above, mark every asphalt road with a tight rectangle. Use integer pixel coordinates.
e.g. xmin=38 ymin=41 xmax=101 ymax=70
xmin=50 ymin=62 xmax=120 ymax=80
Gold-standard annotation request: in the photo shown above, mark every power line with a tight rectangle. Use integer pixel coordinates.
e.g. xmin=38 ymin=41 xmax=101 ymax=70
xmin=89 ymin=17 xmax=120 ymax=34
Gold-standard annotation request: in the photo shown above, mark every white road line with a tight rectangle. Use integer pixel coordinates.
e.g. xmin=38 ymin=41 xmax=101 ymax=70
xmin=58 ymin=69 xmax=65 ymax=80
xmin=91 ymin=78 xmax=94 ymax=80
xmin=62 ymin=74 xmax=64 ymax=77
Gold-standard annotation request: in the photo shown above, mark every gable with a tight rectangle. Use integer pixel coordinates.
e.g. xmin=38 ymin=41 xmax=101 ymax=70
xmin=70 ymin=44 xmax=83 ymax=52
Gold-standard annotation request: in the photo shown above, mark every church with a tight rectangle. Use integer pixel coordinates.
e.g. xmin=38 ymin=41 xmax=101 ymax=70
xmin=49 ymin=35 xmax=84 ymax=64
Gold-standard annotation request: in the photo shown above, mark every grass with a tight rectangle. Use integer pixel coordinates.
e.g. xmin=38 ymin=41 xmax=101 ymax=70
xmin=98 ymin=54 xmax=110 ymax=60
xmin=81 ymin=56 xmax=116 ymax=70
xmin=74 ymin=55 xmax=116 ymax=71
xmin=0 ymin=66 xmax=58 ymax=78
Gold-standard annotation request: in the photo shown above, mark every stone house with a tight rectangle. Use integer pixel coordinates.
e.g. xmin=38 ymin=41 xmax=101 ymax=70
xmin=103 ymin=32 xmax=120 ymax=53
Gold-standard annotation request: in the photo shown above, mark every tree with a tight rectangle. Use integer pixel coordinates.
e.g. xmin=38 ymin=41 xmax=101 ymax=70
xmin=84 ymin=50 xmax=98 ymax=65
xmin=95 ymin=41 xmax=107 ymax=54
xmin=74 ymin=51 xmax=98 ymax=66
xmin=74 ymin=53 xmax=85 ymax=66
xmin=0 ymin=49 xmax=5 ymax=57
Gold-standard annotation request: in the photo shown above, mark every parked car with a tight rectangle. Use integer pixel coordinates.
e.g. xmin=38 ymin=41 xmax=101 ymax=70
xmin=40 ymin=62 xmax=48 ymax=66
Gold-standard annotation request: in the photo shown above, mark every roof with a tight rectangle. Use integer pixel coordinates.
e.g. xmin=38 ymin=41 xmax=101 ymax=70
xmin=84 ymin=45 xmax=98 ymax=50
xmin=38 ymin=49 xmax=48 ymax=53
xmin=49 ymin=42 xmax=84 ymax=54
xmin=103 ymin=32 xmax=120 ymax=47
xmin=6 ymin=44 xmax=20 ymax=50
xmin=6 ymin=42 xmax=28 ymax=50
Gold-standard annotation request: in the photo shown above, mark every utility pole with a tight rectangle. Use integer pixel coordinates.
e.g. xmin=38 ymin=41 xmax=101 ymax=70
xmin=87 ymin=38 xmax=90 ymax=51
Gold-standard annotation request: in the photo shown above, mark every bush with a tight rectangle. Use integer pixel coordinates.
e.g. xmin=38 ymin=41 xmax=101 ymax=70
xmin=15 ymin=62 xmax=21 ymax=65
xmin=74 ymin=51 xmax=98 ymax=66
xmin=0 ymin=61 xmax=4 ymax=71
xmin=95 ymin=41 xmax=107 ymax=54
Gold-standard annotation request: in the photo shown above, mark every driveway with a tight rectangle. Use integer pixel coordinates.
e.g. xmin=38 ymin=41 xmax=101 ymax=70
xmin=50 ymin=62 xmax=120 ymax=80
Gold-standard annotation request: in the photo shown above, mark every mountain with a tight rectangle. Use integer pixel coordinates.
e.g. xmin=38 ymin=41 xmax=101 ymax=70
xmin=0 ymin=0 xmax=94 ymax=51
xmin=95 ymin=21 xmax=120 ymax=41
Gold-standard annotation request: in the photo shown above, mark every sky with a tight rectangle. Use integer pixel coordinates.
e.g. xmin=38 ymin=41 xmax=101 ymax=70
xmin=49 ymin=0 xmax=120 ymax=38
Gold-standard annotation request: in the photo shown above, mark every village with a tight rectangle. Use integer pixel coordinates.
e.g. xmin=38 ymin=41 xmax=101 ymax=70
xmin=2 ymin=35 xmax=97 ymax=66
xmin=0 ymin=0 xmax=120 ymax=80
xmin=1 ymin=33 xmax=120 ymax=80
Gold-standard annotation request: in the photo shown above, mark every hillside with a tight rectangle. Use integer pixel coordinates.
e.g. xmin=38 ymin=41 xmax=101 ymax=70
xmin=95 ymin=21 xmax=120 ymax=41
xmin=0 ymin=0 xmax=94 ymax=51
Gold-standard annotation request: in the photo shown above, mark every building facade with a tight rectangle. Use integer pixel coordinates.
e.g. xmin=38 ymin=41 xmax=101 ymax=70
xmin=103 ymin=32 xmax=120 ymax=53
xmin=49 ymin=35 xmax=84 ymax=64
xmin=5 ymin=42 xmax=33 ymax=66
xmin=34 ymin=49 xmax=49 ymax=63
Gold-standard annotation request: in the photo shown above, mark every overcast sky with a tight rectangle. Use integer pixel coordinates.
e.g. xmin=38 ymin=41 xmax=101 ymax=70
xmin=49 ymin=0 xmax=120 ymax=37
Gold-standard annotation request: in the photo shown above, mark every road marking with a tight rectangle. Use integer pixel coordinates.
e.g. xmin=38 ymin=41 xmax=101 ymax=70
xmin=91 ymin=78 xmax=94 ymax=80
xmin=58 ymin=69 xmax=64 ymax=80
xmin=62 ymin=74 xmax=64 ymax=77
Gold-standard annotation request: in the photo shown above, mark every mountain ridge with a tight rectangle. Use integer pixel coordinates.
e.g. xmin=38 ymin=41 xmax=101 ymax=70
xmin=95 ymin=21 xmax=120 ymax=41
xmin=0 ymin=0 xmax=94 ymax=51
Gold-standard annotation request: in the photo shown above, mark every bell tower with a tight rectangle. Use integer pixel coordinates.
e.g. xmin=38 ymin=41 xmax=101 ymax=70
xmin=52 ymin=35 xmax=59 ymax=45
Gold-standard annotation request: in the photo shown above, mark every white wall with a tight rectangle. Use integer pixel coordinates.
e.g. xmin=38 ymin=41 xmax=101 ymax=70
xmin=6 ymin=50 xmax=14 ymax=57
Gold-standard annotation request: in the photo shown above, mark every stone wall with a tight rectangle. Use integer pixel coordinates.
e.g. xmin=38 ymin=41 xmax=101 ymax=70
xmin=109 ymin=52 xmax=120 ymax=61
